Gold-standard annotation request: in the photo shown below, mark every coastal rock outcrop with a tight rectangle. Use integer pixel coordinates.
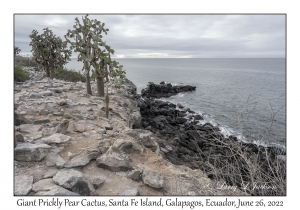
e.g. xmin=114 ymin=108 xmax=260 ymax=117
xmin=141 ymin=81 xmax=196 ymax=98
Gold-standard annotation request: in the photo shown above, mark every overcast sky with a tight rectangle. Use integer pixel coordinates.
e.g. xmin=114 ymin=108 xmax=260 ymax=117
xmin=14 ymin=14 xmax=285 ymax=58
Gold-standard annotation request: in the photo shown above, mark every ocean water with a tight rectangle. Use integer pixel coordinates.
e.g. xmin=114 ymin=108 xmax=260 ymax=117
xmin=65 ymin=58 xmax=286 ymax=146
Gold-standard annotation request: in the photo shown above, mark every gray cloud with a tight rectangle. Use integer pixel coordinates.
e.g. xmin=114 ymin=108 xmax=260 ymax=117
xmin=14 ymin=14 xmax=285 ymax=58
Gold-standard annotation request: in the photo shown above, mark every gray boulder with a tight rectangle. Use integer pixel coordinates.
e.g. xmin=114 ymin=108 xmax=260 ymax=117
xmin=39 ymin=109 xmax=50 ymax=115
xmin=142 ymin=170 xmax=165 ymax=189
xmin=32 ymin=178 xmax=58 ymax=192
xmin=56 ymin=120 xmax=69 ymax=134
xmin=73 ymin=122 xmax=86 ymax=133
xmin=19 ymin=124 xmax=43 ymax=134
xmin=45 ymin=151 xmax=66 ymax=168
xmin=194 ymin=114 xmax=204 ymax=121
xmin=14 ymin=112 xmax=32 ymax=126
xmin=14 ymin=143 xmax=51 ymax=161
xmin=39 ymin=133 xmax=71 ymax=144
xmin=15 ymin=132 xmax=25 ymax=143
xmin=126 ymin=129 xmax=159 ymax=152
xmin=53 ymin=169 xmax=95 ymax=196
xmin=14 ymin=175 xmax=33 ymax=195
xmin=112 ymin=139 xmax=144 ymax=154
xmin=96 ymin=148 xmax=132 ymax=172
xmin=64 ymin=150 xmax=100 ymax=168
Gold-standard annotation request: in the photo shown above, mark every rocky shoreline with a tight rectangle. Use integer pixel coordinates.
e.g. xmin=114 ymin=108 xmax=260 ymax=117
xmin=14 ymin=67 xmax=249 ymax=196
xmin=133 ymin=82 xmax=286 ymax=196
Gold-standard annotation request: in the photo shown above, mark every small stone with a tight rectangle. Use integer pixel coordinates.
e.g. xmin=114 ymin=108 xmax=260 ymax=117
xmin=53 ymin=111 xmax=64 ymax=116
xmin=15 ymin=132 xmax=25 ymax=143
xmin=57 ymin=99 xmax=67 ymax=106
xmin=39 ymin=109 xmax=50 ymax=115
xmin=73 ymin=122 xmax=86 ymax=133
xmin=56 ymin=120 xmax=69 ymax=134
xmin=41 ymin=91 xmax=53 ymax=96
xmin=33 ymin=118 xmax=50 ymax=124
xmin=127 ymin=169 xmax=142 ymax=182
xmin=142 ymin=170 xmax=165 ymax=189
xmin=49 ymin=88 xmax=62 ymax=93
xmin=118 ymin=188 xmax=140 ymax=196
xmin=97 ymin=128 xmax=106 ymax=134
xmin=29 ymin=93 xmax=43 ymax=99
xmin=105 ymin=126 xmax=113 ymax=130
xmin=177 ymin=103 xmax=184 ymax=109
xmin=90 ymin=178 xmax=105 ymax=189
xmin=82 ymin=132 xmax=90 ymax=137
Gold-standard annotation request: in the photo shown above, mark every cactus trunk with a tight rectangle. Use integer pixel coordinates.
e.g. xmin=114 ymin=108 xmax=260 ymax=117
xmin=85 ymin=74 xmax=92 ymax=95
xmin=105 ymin=87 xmax=109 ymax=119
xmin=84 ymin=62 xmax=92 ymax=95
xmin=97 ymin=76 xmax=105 ymax=97
xmin=45 ymin=66 xmax=50 ymax=77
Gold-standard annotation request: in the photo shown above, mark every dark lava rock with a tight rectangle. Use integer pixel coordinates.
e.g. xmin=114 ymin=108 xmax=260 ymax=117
xmin=141 ymin=82 xmax=196 ymax=98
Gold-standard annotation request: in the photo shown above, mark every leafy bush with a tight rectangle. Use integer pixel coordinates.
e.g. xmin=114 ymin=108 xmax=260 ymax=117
xmin=50 ymin=68 xmax=86 ymax=82
xmin=14 ymin=65 xmax=30 ymax=82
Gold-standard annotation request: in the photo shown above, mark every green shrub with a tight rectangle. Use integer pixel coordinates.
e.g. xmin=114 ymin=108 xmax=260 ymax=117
xmin=50 ymin=68 xmax=86 ymax=82
xmin=14 ymin=65 xmax=30 ymax=82
xmin=14 ymin=55 xmax=38 ymax=67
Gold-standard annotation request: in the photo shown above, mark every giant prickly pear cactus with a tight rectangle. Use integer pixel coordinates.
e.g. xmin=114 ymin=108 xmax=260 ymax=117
xmin=65 ymin=15 xmax=107 ymax=95
xmin=14 ymin=46 xmax=21 ymax=55
xmin=29 ymin=28 xmax=71 ymax=77
xmin=65 ymin=14 xmax=127 ymax=97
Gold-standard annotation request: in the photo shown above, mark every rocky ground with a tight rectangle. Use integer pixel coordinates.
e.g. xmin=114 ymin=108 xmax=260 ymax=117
xmin=14 ymin=67 xmax=248 ymax=196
